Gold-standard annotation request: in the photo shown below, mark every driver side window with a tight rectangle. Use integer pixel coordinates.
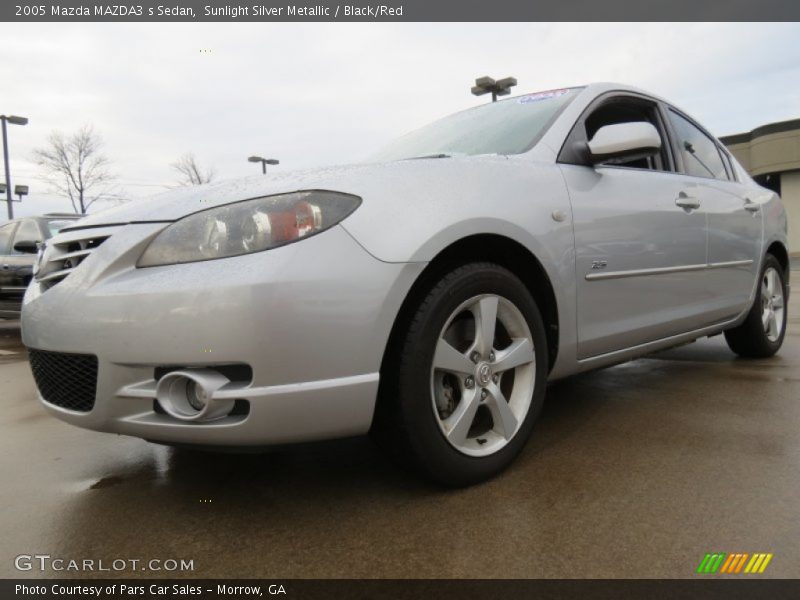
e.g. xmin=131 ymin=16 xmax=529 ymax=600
xmin=584 ymin=98 xmax=670 ymax=171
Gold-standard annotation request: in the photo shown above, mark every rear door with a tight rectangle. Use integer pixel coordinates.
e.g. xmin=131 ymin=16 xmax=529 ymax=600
xmin=559 ymin=93 xmax=710 ymax=359
xmin=664 ymin=108 xmax=761 ymax=321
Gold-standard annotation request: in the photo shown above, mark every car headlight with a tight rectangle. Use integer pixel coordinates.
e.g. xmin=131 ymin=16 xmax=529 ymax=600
xmin=137 ymin=190 xmax=361 ymax=267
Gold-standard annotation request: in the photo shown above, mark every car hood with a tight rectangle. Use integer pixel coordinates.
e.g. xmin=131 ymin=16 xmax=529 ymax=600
xmin=60 ymin=153 xmax=571 ymax=265
xmin=65 ymin=157 xmax=513 ymax=229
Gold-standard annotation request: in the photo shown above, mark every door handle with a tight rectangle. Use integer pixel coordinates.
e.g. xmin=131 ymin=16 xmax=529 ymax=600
xmin=1 ymin=264 xmax=9 ymax=270
xmin=675 ymin=192 xmax=700 ymax=210
xmin=743 ymin=198 xmax=760 ymax=213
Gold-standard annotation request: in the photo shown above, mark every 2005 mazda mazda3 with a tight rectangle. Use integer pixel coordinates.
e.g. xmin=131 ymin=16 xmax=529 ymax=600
xmin=21 ymin=83 xmax=789 ymax=485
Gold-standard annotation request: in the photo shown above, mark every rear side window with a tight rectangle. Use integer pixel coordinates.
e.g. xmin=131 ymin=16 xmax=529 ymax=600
xmin=668 ymin=110 xmax=729 ymax=180
xmin=0 ymin=223 xmax=16 ymax=254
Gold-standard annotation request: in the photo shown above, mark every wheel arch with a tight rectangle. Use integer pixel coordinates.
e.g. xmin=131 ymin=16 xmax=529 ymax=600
xmin=378 ymin=233 xmax=560 ymax=384
xmin=766 ymin=240 xmax=789 ymax=277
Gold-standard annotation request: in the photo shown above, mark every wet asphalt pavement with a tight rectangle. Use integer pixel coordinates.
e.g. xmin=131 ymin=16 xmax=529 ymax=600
xmin=1 ymin=276 xmax=799 ymax=579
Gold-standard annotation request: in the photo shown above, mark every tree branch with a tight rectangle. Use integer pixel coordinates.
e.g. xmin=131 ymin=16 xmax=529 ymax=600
xmin=32 ymin=125 xmax=115 ymax=214
xmin=171 ymin=153 xmax=215 ymax=186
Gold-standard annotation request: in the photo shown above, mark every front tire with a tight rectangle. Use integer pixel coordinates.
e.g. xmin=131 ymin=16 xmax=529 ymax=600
xmin=373 ymin=262 xmax=548 ymax=486
xmin=724 ymin=254 xmax=787 ymax=358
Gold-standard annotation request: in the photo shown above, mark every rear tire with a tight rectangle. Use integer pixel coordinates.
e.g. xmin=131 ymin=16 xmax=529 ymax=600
xmin=372 ymin=262 xmax=548 ymax=487
xmin=724 ymin=254 xmax=787 ymax=358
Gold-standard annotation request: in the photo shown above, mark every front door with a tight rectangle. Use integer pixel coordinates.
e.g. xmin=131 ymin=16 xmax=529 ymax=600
xmin=563 ymin=165 xmax=709 ymax=359
xmin=556 ymin=93 xmax=714 ymax=359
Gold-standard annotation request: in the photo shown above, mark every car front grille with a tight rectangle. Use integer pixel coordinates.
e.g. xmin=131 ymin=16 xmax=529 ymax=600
xmin=28 ymin=349 xmax=99 ymax=413
xmin=36 ymin=228 xmax=115 ymax=290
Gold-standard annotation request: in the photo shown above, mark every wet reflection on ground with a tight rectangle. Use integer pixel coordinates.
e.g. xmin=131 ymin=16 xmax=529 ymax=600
xmin=1 ymin=287 xmax=798 ymax=578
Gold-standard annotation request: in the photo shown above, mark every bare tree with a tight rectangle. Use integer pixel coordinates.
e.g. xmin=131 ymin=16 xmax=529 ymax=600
xmin=171 ymin=153 xmax=215 ymax=186
xmin=32 ymin=125 xmax=115 ymax=214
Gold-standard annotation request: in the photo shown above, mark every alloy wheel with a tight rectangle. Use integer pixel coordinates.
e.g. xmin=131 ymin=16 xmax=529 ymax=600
xmin=761 ymin=266 xmax=785 ymax=342
xmin=430 ymin=294 xmax=536 ymax=457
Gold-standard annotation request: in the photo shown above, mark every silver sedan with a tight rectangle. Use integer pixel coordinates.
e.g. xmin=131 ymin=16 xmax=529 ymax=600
xmin=21 ymin=82 xmax=789 ymax=485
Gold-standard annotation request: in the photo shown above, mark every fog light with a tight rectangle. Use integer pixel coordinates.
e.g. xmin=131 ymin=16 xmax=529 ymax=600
xmin=155 ymin=369 xmax=234 ymax=422
xmin=186 ymin=381 xmax=208 ymax=412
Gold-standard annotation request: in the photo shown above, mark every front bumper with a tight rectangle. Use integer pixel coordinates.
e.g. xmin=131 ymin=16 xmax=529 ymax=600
xmin=21 ymin=222 xmax=424 ymax=446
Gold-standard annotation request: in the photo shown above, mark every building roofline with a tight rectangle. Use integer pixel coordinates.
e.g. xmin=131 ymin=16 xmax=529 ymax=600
xmin=720 ymin=118 xmax=800 ymax=146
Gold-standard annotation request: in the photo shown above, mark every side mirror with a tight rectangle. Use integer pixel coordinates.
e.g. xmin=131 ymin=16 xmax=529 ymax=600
xmin=587 ymin=121 xmax=661 ymax=164
xmin=14 ymin=240 xmax=39 ymax=254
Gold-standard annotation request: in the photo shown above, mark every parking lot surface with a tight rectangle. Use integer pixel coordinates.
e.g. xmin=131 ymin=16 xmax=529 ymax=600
xmin=1 ymin=274 xmax=799 ymax=579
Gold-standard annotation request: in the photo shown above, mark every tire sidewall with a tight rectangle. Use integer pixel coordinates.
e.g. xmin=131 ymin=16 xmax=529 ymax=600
xmin=396 ymin=263 xmax=548 ymax=486
xmin=756 ymin=255 xmax=788 ymax=351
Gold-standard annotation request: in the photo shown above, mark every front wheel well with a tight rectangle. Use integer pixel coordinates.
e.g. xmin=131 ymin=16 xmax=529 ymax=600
xmin=767 ymin=241 xmax=789 ymax=277
xmin=381 ymin=234 xmax=559 ymax=376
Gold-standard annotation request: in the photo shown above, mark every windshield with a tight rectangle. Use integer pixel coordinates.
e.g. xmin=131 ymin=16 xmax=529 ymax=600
xmin=46 ymin=219 xmax=75 ymax=236
xmin=369 ymin=87 xmax=582 ymax=162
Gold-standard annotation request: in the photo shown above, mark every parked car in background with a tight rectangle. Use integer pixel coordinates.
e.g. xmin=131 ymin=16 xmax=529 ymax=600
xmin=21 ymin=83 xmax=789 ymax=486
xmin=0 ymin=214 xmax=79 ymax=318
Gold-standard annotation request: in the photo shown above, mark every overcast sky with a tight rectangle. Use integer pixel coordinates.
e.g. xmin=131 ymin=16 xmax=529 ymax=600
xmin=1 ymin=22 xmax=799 ymax=219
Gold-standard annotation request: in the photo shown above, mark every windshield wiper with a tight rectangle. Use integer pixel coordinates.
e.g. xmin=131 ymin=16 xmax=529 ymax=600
xmin=404 ymin=153 xmax=454 ymax=160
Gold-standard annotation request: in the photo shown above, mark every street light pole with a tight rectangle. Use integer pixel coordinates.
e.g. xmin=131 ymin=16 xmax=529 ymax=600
xmin=14 ymin=185 xmax=29 ymax=203
xmin=2 ymin=119 xmax=12 ymax=220
xmin=248 ymin=156 xmax=279 ymax=174
xmin=471 ymin=76 xmax=518 ymax=103
xmin=1 ymin=115 xmax=29 ymax=220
